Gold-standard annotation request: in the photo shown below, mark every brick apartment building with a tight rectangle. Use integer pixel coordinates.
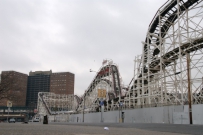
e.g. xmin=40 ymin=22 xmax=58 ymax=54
xmin=0 ymin=70 xmax=75 ymax=108
xmin=0 ymin=71 xmax=28 ymax=107
xmin=50 ymin=72 xmax=74 ymax=95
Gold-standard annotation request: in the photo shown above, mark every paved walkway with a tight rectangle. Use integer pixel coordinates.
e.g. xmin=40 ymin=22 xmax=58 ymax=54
xmin=0 ymin=122 xmax=193 ymax=135
xmin=56 ymin=122 xmax=203 ymax=135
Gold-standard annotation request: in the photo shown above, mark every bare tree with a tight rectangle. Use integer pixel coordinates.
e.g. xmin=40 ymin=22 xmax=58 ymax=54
xmin=0 ymin=72 xmax=15 ymax=101
xmin=0 ymin=71 xmax=27 ymax=106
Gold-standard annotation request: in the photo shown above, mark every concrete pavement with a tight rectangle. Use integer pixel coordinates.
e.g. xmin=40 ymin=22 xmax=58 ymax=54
xmin=53 ymin=122 xmax=203 ymax=135
xmin=0 ymin=122 xmax=202 ymax=135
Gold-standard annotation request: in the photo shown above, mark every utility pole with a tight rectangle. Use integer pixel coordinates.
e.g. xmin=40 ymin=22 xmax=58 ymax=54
xmin=187 ymin=53 xmax=193 ymax=124
xmin=83 ymin=95 xmax=85 ymax=122
xmin=100 ymin=99 xmax=104 ymax=123
xmin=7 ymin=101 xmax=12 ymax=122
xmin=118 ymin=102 xmax=120 ymax=123
xmin=7 ymin=107 xmax=10 ymax=122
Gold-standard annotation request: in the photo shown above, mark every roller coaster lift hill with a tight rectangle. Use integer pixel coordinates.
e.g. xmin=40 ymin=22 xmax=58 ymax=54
xmin=37 ymin=0 xmax=203 ymax=125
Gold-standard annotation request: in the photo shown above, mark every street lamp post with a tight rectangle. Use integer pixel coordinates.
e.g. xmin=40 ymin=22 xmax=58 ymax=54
xmin=7 ymin=107 xmax=10 ymax=122
xmin=83 ymin=94 xmax=85 ymax=122
xmin=99 ymin=99 xmax=104 ymax=123
xmin=118 ymin=101 xmax=123 ymax=123
xmin=118 ymin=102 xmax=120 ymax=123
xmin=7 ymin=101 xmax=12 ymax=122
xmin=187 ymin=53 xmax=193 ymax=124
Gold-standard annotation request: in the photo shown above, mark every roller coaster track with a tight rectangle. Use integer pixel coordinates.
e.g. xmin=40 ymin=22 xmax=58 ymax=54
xmin=145 ymin=0 xmax=202 ymax=78
xmin=36 ymin=0 xmax=203 ymax=114
xmin=85 ymin=64 xmax=121 ymax=97
xmin=148 ymin=37 xmax=203 ymax=74
xmin=78 ymin=63 xmax=122 ymax=112
xmin=38 ymin=92 xmax=52 ymax=115
xmin=37 ymin=92 xmax=74 ymax=115
xmin=130 ymin=0 xmax=202 ymax=86
xmin=35 ymin=0 xmax=203 ymax=113
xmin=78 ymin=0 xmax=203 ymax=111
xmin=145 ymin=0 xmax=201 ymax=57
xmin=127 ymin=0 xmax=203 ymax=107
xmin=131 ymin=37 xmax=203 ymax=89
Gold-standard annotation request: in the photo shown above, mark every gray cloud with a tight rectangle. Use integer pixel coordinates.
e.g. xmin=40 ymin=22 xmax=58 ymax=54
xmin=0 ymin=0 xmax=166 ymax=96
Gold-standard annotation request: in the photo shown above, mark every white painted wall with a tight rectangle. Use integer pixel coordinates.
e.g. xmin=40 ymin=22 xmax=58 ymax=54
xmin=69 ymin=104 xmax=203 ymax=124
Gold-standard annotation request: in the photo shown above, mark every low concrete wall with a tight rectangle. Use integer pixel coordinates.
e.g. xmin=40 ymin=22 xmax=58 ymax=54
xmin=190 ymin=104 xmax=203 ymax=124
xmin=69 ymin=104 xmax=203 ymax=124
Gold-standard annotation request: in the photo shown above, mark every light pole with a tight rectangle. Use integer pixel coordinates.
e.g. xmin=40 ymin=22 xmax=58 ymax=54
xmin=117 ymin=101 xmax=124 ymax=123
xmin=7 ymin=107 xmax=10 ymax=122
xmin=118 ymin=102 xmax=120 ymax=123
xmin=187 ymin=53 xmax=193 ymax=124
xmin=120 ymin=102 xmax=124 ymax=123
xmin=83 ymin=94 xmax=85 ymax=122
xmin=7 ymin=101 xmax=12 ymax=123
xmin=100 ymin=99 xmax=104 ymax=123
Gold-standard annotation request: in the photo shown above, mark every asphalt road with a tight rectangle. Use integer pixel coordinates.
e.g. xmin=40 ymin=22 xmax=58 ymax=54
xmin=51 ymin=122 xmax=203 ymax=135
xmin=0 ymin=122 xmax=202 ymax=135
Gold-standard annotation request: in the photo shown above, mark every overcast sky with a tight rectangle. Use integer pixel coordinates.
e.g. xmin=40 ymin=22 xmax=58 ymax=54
xmin=0 ymin=0 xmax=166 ymax=96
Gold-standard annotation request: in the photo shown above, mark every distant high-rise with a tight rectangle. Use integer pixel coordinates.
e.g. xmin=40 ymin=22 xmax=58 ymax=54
xmin=26 ymin=70 xmax=52 ymax=107
xmin=0 ymin=70 xmax=74 ymax=108
xmin=50 ymin=72 xmax=74 ymax=95
xmin=0 ymin=71 xmax=28 ymax=107
xmin=26 ymin=70 xmax=75 ymax=108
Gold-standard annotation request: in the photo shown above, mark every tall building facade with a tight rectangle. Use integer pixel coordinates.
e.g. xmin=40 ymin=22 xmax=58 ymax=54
xmin=26 ymin=70 xmax=75 ymax=108
xmin=50 ymin=72 xmax=74 ymax=95
xmin=0 ymin=70 xmax=74 ymax=108
xmin=26 ymin=71 xmax=52 ymax=107
xmin=0 ymin=71 xmax=28 ymax=107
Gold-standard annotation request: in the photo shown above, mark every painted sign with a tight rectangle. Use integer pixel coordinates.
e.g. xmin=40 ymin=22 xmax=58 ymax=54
xmin=7 ymin=101 xmax=12 ymax=107
xmin=97 ymin=89 xmax=106 ymax=98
